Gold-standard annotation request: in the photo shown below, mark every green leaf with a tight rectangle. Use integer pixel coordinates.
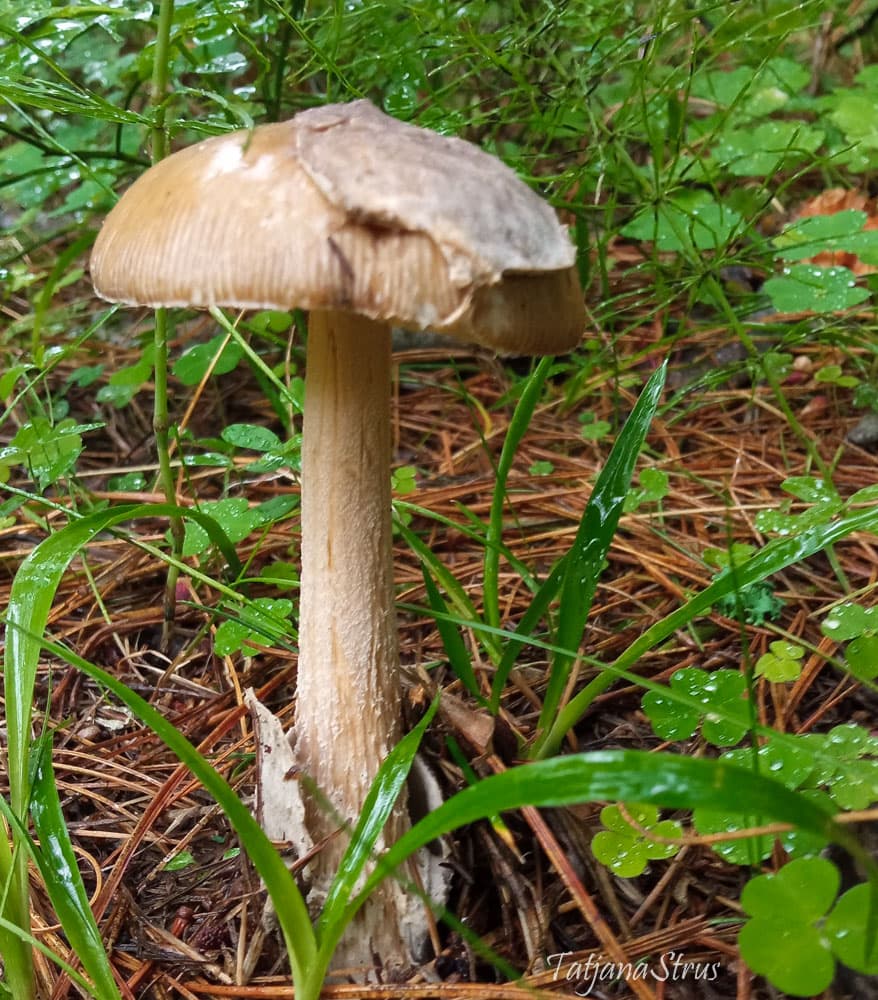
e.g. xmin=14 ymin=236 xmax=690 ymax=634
xmin=714 ymin=580 xmax=785 ymax=625
xmin=421 ymin=566 xmax=481 ymax=700
xmin=755 ymin=641 xmax=805 ymax=682
xmin=257 ymin=561 xmax=299 ymax=589
xmin=623 ymin=467 xmax=669 ymax=513
xmin=692 ymin=59 xmax=808 ymax=117
xmin=755 ymin=477 xmax=843 ymax=536
xmin=822 ymin=602 xmax=878 ymax=641
xmin=33 ymin=638 xmax=317 ymax=987
xmin=621 ymin=190 xmax=743 ymax=252
xmin=831 ymin=93 xmax=878 ymax=149
xmin=528 ymin=460 xmax=555 ymax=476
xmin=846 ymin=634 xmax=878 ymax=680
xmin=739 ymin=858 xmax=839 ymax=996
xmin=739 ymin=918 xmax=834 ymax=996
xmin=743 ymin=857 xmax=839 ymax=921
xmin=221 ymin=423 xmax=282 ymax=453
xmin=391 ymin=465 xmax=418 ymax=495
xmin=0 ymin=417 xmax=99 ymax=491
xmin=703 ymin=543 xmax=757 ymax=570
xmin=802 ymin=725 xmax=878 ymax=810
xmin=214 ymin=598 xmax=294 ymax=655
xmin=713 ymin=120 xmax=823 ymax=176
xmin=245 ymin=310 xmax=294 ymax=334
xmin=353 ymin=751 xmax=849 ymax=922
xmin=591 ymin=803 xmax=680 ymax=877
xmin=693 ymin=806 xmax=773 ymax=866
xmin=162 ymin=851 xmax=196 ymax=871
xmin=642 ymin=668 xmax=750 ymax=746
xmin=772 ymin=211 xmax=878 ymax=261
xmin=825 ymin=884 xmax=878 ymax=974
xmin=722 ymin=740 xmax=814 ymax=792
xmin=182 ymin=497 xmax=264 ymax=555
xmin=317 ymin=699 xmax=438 ymax=953
xmin=763 ymin=265 xmax=870 ymax=314
xmin=539 ymin=503 xmax=878 ymax=759
xmin=580 ymin=416 xmax=611 ymax=440
xmin=95 ymin=347 xmax=154 ymax=407
xmin=535 ymin=363 xmax=667 ymax=748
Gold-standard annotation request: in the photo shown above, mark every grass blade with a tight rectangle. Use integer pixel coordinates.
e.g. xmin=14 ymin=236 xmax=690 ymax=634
xmin=3 ymin=506 xmax=318 ymax=990
xmin=29 ymin=735 xmax=121 ymax=1000
xmin=483 ymin=355 xmax=554 ymax=631
xmin=14 ymin=629 xmax=319 ymax=990
xmin=533 ymin=362 xmax=667 ymax=747
xmin=490 ymin=558 xmax=565 ymax=711
xmin=396 ymin=519 xmax=498 ymax=659
xmin=316 ymin=700 xmax=438 ymax=965
xmin=351 ymin=749 xmax=862 ymax=919
xmin=421 ymin=567 xmax=482 ymax=699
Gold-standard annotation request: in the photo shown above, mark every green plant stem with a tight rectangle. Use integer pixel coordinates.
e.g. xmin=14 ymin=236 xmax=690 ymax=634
xmin=148 ymin=0 xmax=185 ymax=647
xmin=150 ymin=0 xmax=173 ymax=161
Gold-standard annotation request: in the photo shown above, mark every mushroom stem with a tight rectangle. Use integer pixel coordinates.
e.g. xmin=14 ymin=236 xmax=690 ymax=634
xmin=295 ymin=308 xmax=410 ymax=967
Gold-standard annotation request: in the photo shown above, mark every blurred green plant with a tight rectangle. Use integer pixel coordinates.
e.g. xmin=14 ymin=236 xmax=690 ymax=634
xmin=591 ymin=803 xmax=681 ymax=877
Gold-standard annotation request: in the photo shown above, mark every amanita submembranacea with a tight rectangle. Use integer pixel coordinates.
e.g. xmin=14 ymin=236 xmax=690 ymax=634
xmin=91 ymin=99 xmax=584 ymax=975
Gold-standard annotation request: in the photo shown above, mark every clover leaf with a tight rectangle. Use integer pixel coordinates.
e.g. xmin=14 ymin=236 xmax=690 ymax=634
xmin=623 ymin=467 xmax=669 ymax=513
xmin=825 ymin=884 xmax=878 ymax=976
xmin=700 ymin=744 xmax=829 ymax=861
xmin=846 ymin=634 xmax=878 ymax=680
xmin=755 ymin=640 xmax=805 ymax=682
xmin=821 ymin=602 xmax=878 ymax=681
xmin=739 ymin=858 xmax=839 ymax=996
xmin=692 ymin=806 xmax=773 ymax=866
xmin=821 ymin=602 xmax=878 ymax=640
xmin=800 ymin=724 xmax=878 ymax=810
xmin=591 ymin=803 xmax=681 ymax=877
xmin=756 ymin=476 xmax=844 ymax=535
xmin=642 ymin=668 xmax=750 ymax=746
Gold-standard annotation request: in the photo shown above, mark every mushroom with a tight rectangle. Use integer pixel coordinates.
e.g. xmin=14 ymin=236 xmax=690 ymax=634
xmin=90 ymin=99 xmax=584 ymax=974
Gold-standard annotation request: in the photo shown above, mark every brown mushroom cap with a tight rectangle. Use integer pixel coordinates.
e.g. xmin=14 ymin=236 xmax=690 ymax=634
xmin=91 ymin=100 xmax=583 ymax=354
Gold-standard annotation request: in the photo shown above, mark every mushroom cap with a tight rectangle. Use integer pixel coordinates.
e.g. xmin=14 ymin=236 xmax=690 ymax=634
xmin=91 ymin=100 xmax=584 ymax=354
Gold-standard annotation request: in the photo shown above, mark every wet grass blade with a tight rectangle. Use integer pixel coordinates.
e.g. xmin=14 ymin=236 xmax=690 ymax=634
xmin=533 ymin=362 xmax=667 ymax=750
xmin=315 ymin=700 xmax=439 ymax=979
xmin=1 ymin=505 xmax=315 ymax=992
xmin=350 ymin=749 xmax=864 ymax=919
xmin=29 ymin=735 xmax=121 ymax=999
xmin=396 ymin=519 xmax=499 ymax=660
xmin=483 ymin=356 xmax=553 ymax=632
xmin=0 ymin=819 xmax=34 ymax=1000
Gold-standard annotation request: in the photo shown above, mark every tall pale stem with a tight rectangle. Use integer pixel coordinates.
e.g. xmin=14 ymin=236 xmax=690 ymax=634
xmin=295 ymin=310 xmax=409 ymax=970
